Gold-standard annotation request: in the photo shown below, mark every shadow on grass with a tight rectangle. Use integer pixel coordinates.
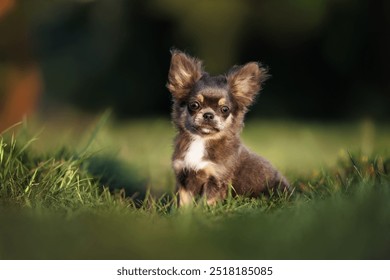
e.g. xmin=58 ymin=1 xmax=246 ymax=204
xmin=84 ymin=155 xmax=147 ymax=203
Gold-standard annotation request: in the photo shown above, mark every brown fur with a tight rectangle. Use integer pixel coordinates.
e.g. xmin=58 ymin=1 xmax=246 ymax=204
xmin=167 ymin=50 xmax=289 ymax=206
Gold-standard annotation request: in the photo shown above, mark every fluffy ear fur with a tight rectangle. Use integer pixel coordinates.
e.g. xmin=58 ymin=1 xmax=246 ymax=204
xmin=227 ymin=62 xmax=268 ymax=108
xmin=167 ymin=50 xmax=203 ymax=100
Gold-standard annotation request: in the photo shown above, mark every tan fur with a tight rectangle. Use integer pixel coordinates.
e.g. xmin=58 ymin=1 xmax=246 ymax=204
xmin=218 ymin=98 xmax=226 ymax=106
xmin=178 ymin=187 xmax=193 ymax=207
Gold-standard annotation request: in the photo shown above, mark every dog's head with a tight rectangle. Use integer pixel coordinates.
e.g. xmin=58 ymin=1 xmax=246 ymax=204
xmin=167 ymin=50 xmax=268 ymax=138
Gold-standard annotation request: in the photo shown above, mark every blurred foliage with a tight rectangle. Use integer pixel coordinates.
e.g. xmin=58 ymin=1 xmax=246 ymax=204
xmin=0 ymin=0 xmax=389 ymax=120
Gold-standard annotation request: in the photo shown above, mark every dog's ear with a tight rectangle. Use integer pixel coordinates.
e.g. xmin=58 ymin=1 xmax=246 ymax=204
xmin=167 ymin=50 xmax=203 ymax=100
xmin=227 ymin=62 xmax=268 ymax=108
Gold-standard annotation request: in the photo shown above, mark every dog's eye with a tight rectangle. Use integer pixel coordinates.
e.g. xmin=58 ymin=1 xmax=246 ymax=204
xmin=188 ymin=102 xmax=200 ymax=111
xmin=221 ymin=106 xmax=230 ymax=114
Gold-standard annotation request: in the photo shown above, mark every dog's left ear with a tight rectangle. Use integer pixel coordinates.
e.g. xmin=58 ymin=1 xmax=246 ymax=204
xmin=227 ymin=62 xmax=268 ymax=108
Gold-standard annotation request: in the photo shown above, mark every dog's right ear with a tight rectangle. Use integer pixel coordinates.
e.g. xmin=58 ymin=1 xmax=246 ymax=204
xmin=167 ymin=50 xmax=203 ymax=100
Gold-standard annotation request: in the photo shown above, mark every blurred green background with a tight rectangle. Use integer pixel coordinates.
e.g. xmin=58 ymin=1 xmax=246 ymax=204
xmin=1 ymin=0 xmax=389 ymax=124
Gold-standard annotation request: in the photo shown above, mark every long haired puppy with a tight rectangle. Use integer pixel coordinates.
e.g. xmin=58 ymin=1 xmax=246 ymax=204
xmin=167 ymin=50 xmax=289 ymax=206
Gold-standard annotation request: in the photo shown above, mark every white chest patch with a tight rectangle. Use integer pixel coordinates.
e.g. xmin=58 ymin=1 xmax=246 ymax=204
xmin=183 ymin=137 xmax=210 ymax=171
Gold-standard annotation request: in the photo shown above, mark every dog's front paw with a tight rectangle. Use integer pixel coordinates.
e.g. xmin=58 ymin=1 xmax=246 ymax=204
xmin=178 ymin=187 xmax=195 ymax=207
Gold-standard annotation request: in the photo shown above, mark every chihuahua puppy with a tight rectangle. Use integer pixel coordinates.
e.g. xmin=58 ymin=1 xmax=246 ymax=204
xmin=167 ymin=50 xmax=289 ymax=206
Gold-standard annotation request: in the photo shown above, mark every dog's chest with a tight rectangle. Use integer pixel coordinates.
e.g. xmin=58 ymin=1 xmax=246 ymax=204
xmin=181 ymin=137 xmax=210 ymax=171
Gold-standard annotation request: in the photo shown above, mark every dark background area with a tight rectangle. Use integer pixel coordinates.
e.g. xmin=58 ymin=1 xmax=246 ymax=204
xmin=1 ymin=0 xmax=389 ymax=122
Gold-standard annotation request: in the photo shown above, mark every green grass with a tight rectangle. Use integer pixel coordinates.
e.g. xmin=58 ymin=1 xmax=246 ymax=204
xmin=0 ymin=117 xmax=390 ymax=259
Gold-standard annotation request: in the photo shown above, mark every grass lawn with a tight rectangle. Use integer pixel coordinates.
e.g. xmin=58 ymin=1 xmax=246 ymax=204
xmin=0 ymin=115 xmax=389 ymax=259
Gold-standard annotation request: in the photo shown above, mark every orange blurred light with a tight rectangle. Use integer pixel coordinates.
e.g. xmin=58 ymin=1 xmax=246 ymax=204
xmin=0 ymin=0 xmax=15 ymax=19
xmin=0 ymin=65 xmax=42 ymax=132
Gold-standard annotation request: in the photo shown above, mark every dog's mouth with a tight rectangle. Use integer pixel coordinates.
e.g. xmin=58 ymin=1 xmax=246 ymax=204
xmin=191 ymin=124 xmax=220 ymax=135
xmin=185 ymin=116 xmax=224 ymax=136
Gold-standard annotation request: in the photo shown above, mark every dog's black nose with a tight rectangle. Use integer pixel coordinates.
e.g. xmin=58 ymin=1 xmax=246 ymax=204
xmin=203 ymin=112 xmax=214 ymax=121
